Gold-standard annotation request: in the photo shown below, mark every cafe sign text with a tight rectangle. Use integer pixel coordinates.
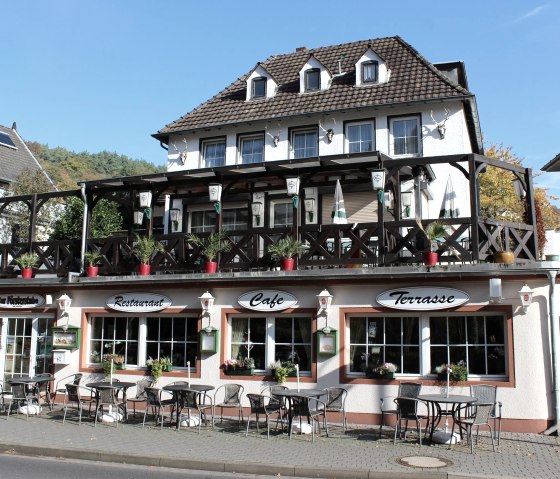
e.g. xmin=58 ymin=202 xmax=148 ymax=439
xmin=0 ymin=294 xmax=45 ymax=308
xmin=106 ymin=293 xmax=172 ymax=312
xmin=376 ymin=287 xmax=469 ymax=311
xmin=238 ymin=290 xmax=297 ymax=311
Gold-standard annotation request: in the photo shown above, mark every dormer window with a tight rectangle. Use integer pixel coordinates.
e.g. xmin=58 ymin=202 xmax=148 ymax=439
xmin=305 ymin=69 xmax=320 ymax=92
xmin=362 ymin=61 xmax=378 ymax=84
xmin=252 ymin=77 xmax=266 ymax=99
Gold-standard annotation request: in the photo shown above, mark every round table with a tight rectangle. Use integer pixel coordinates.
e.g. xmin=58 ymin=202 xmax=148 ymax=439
xmin=86 ymin=381 xmax=136 ymax=422
xmin=162 ymin=384 xmax=215 ymax=430
xmin=8 ymin=375 xmax=54 ymax=408
xmin=271 ymin=388 xmax=325 ymax=435
xmin=418 ymin=394 xmax=478 ymax=444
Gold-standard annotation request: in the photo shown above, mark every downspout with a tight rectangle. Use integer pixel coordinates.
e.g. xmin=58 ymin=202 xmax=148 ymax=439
xmin=545 ymin=270 xmax=559 ymax=435
xmin=79 ymin=183 xmax=88 ymax=275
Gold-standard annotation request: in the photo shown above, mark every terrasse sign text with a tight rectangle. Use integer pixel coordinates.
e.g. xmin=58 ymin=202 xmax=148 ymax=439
xmin=0 ymin=294 xmax=45 ymax=308
xmin=238 ymin=290 xmax=297 ymax=311
xmin=106 ymin=293 xmax=172 ymax=312
xmin=376 ymin=287 xmax=469 ymax=311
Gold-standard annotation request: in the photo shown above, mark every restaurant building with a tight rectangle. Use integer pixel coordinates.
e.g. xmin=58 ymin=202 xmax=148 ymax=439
xmin=0 ymin=36 xmax=556 ymax=434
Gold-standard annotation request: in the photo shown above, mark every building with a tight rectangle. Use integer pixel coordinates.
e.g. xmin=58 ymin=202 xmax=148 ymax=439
xmin=0 ymin=37 xmax=556 ymax=434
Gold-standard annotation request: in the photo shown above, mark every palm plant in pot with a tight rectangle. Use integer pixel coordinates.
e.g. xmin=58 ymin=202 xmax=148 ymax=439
xmin=84 ymin=250 xmax=103 ymax=277
xmin=187 ymin=230 xmax=231 ymax=273
xmin=132 ymin=234 xmax=165 ymax=276
xmin=15 ymin=252 xmax=39 ymax=279
xmin=416 ymin=220 xmax=447 ymax=266
xmin=267 ymin=236 xmax=305 ymax=271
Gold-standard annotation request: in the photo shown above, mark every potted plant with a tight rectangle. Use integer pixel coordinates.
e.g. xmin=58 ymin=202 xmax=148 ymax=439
xmin=493 ymin=229 xmax=514 ymax=264
xmin=160 ymin=355 xmax=173 ymax=372
xmin=435 ymin=360 xmax=468 ymax=382
xmin=146 ymin=357 xmax=165 ymax=383
xmin=268 ymin=360 xmax=295 ymax=384
xmin=363 ymin=361 xmax=398 ymax=379
xmin=223 ymin=357 xmax=255 ymax=376
xmin=416 ymin=220 xmax=447 ymax=266
xmin=84 ymin=250 xmax=103 ymax=277
xmin=267 ymin=236 xmax=306 ymax=271
xmin=132 ymin=234 xmax=165 ymax=276
xmin=15 ymin=252 xmax=39 ymax=279
xmin=187 ymin=231 xmax=232 ymax=273
xmin=102 ymin=354 xmax=118 ymax=376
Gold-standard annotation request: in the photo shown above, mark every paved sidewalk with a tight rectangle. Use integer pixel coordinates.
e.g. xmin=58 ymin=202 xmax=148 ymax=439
xmin=0 ymin=409 xmax=558 ymax=479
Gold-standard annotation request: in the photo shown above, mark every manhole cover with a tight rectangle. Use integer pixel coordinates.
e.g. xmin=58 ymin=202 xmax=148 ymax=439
xmin=397 ymin=456 xmax=452 ymax=469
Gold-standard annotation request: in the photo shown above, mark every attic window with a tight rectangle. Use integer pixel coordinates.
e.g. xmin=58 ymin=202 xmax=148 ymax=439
xmin=362 ymin=61 xmax=378 ymax=83
xmin=252 ymin=77 xmax=266 ymax=99
xmin=0 ymin=132 xmax=17 ymax=149
xmin=305 ymin=69 xmax=320 ymax=91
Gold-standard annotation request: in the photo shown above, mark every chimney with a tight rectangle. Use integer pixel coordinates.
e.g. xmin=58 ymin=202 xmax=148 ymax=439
xmin=11 ymin=121 xmax=17 ymax=131
xmin=295 ymin=47 xmax=307 ymax=53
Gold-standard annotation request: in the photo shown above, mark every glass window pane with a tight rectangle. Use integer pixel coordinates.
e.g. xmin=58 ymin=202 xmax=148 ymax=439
xmin=402 ymin=346 xmax=420 ymax=374
xmin=147 ymin=317 xmax=159 ymax=341
xmin=306 ymin=70 xmax=319 ymax=90
xmin=448 ymin=318 xmax=466 ymax=344
xmin=350 ymin=317 xmax=366 ymax=344
xmin=293 ymin=317 xmax=311 ymax=343
xmin=275 ymin=319 xmax=292 ymax=343
xmin=385 ymin=319 xmax=400 ymax=344
xmin=250 ymin=318 xmax=266 ymax=343
xmin=467 ymin=317 xmax=486 ymax=344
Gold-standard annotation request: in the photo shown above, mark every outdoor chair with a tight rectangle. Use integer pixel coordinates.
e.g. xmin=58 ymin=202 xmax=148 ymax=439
xmin=323 ymin=387 xmax=348 ymax=432
xmin=0 ymin=381 xmax=13 ymax=412
xmin=34 ymin=373 xmax=53 ymax=410
xmin=94 ymin=386 xmax=121 ymax=428
xmin=393 ymin=397 xmax=427 ymax=447
xmin=177 ymin=389 xmax=214 ymax=434
xmin=379 ymin=382 xmax=422 ymax=438
xmin=288 ymin=394 xmax=328 ymax=443
xmin=6 ymin=383 xmax=37 ymax=421
xmin=53 ymin=373 xmax=83 ymax=406
xmin=62 ymin=384 xmax=96 ymax=426
xmin=143 ymin=387 xmax=174 ymax=429
xmin=214 ymin=384 xmax=244 ymax=425
xmin=245 ymin=393 xmax=283 ymax=439
xmin=128 ymin=379 xmax=153 ymax=418
xmin=470 ymin=384 xmax=502 ymax=445
xmin=262 ymin=385 xmax=288 ymax=426
xmin=450 ymin=402 xmax=496 ymax=453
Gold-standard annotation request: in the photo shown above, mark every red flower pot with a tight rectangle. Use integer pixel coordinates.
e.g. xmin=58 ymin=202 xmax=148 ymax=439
xmin=139 ymin=264 xmax=151 ymax=276
xmin=86 ymin=266 xmax=99 ymax=277
xmin=281 ymin=258 xmax=295 ymax=271
xmin=423 ymin=252 xmax=438 ymax=266
xmin=205 ymin=261 xmax=217 ymax=274
xmin=21 ymin=268 xmax=33 ymax=279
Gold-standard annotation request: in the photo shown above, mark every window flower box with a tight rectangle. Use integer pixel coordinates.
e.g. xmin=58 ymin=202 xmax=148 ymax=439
xmin=366 ymin=371 xmax=395 ymax=379
xmin=225 ymin=368 xmax=254 ymax=376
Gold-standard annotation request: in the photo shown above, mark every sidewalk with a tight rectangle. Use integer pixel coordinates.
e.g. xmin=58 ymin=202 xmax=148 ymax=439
xmin=0 ymin=408 xmax=558 ymax=479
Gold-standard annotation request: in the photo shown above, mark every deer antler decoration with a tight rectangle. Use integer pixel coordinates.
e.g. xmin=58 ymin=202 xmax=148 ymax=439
xmin=430 ymin=108 xmax=449 ymax=140
xmin=319 ymin=117 xmax=336 ymax=143
xmin=265 ymin=124 xmax=280 ymax=147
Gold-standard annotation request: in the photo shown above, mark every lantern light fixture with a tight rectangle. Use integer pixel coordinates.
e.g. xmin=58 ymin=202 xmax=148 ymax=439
xmin=57 ymin=293 xmax=72 ymax=331
xmin=285 ymin=177 xmax=300 ymax=208
xmin=304 ymin=198 xmax=315 ymax=222
xmin=401 ymin=191 xmax=413 ymax=217
xmin=133 ymin=210 xmax=144 ymax=226
xmin=208 ymin=183 xmax=223 ymax=214
xmin=489 ymin=278 xmax=503 ymax=304
xmin=518 ymin=283 xmax=534 ymax=314
xmin=138 ymin=191 xmax=152 ymax=208
xmin=251 ymin=202 xmax=263 ymax=226
xmin=199 ymin=291 xmax=215 ymax=332
xmin=317 ymin=289 xmax=333 ymax=333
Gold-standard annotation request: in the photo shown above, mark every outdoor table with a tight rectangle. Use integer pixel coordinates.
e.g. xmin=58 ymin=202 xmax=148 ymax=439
xmin=8 ymin=375 xmax=54 ymax=405
xmin=162 ymin=383 xmax=214 ymax=430
xmin=418 ymin=394 xmax=478 ymax=444
xmin=271 ymin=388 xmax=325 ymax=435
xmin=86 ymin=381 xmax=136 ymax=421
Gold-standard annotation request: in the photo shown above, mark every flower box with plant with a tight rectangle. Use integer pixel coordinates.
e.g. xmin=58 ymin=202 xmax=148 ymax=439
xmin=362 ymin=359 xmax=398 ymax=379
xmin=435 ymin=360 xmax=468 ymax=382
xmin=84 ymin=250 xmax=103 ymax=277
xmin=416 ymin=220 xmax=447 ymax=266
xmin=187 ymin=231 xmax=232 ymax=273
xmin=146 ymin=357 xmax=166 ymax=382
xmin=15 ymin=252 xmax=40 ymax=278
xmin=159 ymin=355 xmax=173 ymax=372
xmin=267 ymin=236 xmax=306 ymax=271
xmin=223 ymin=357 xmax=255 ymax=375
xmin=132 ymin=234 xmax=165 ymax=275
xmin=268 ymin=360 xmax=297 ymax=383
xmin=102 ymin=353 xmax=123 ymax=375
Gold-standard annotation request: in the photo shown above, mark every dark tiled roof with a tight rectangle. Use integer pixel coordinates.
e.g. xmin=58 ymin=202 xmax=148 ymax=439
xmin=541 ymin=153 xmax=560 ymax=172
xmin=155 ymin=36 xmax=472 ymax=139
xmin=0 ymin=124 xmax=52 ymax=186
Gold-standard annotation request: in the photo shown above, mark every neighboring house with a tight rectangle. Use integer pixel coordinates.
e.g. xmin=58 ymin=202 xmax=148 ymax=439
xmin=0 ymin=37 xmax=555 ymax=436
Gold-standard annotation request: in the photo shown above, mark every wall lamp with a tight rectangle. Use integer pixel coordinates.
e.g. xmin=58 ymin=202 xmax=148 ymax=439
xmin=199 ymin=291 xmax=215 ymax=332
xmin=371 ymin=168 xmax=386 ymax=203
xmin=251 ymin=202 xmax=263 ymax=226
xmin=317 ymin=289 xmax=333 ymax=333
xmin=304 ymin=198 xmax=315 ymax=222
xmin=209 ymin=183 xmax=222 ymax=214
xmin=57 ymin=293 xmax=72 ymax=331
xmin=489 ymin=278 xmax=503 ymax=304
xmin=518 ymin=283 xmax=534 ymax=314
xmin=133 ymin=210 xmax=144 ymax=225
xmin=286 ymin=176 xmax=300 ymax=208
xmin=169 ymin=208 xmax=181 ymax=232
xmin=401 ymin=191 xmax=413 ymax=218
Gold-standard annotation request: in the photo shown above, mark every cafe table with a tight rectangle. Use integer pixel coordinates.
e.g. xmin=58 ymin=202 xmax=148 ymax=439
xmin=8 ymin=374 xmax=54 ymax=408
xmin=86 ymin=381 xmax=136 ymax=422
xmin=271 ymin=388 xmax=325 ymax=436
xmin=162 ymin=383 xmax=214 ymax=430
xmin=417 ymin=393 xmax=478 ymax=444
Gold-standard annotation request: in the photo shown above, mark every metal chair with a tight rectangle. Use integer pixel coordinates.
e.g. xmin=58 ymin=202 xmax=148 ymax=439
xmin=379 ymin=382 xmax=422 ymax=438
xmin=470 ymin=384 xmax=502 ymax=445
xmin=214 ymin=384 xmax=244 ymax=425
xmin=143 ymin=387 xmax=175 ymax=429
xmin=323 ymin=387 xmax=348 ymax=432
xmin=62 ymin=384 xmax=96 ymax=425
xmin=53 ymin=373 xmax=83 ymax=406
xmin=177 ymin=389 xmax=214 ymax=434
xmin=128 ymin=379 xmax=153 ymax=418
xmin=393 ymin=397 xmax=427 ymax=447
xmin=288 ymin=394 xmax=328 ymax=443
xmin=451 ymin=402 xmax=496 ymax=453
xmin=245 ymin=393 xmax=282 ymax=439
xmin=6 ymin=383 xmax=37 ymax=421
xmin=94 ymin=387 xmax=121 ymax=428
xmin=34 ymin=373 xmax=53 ymax=411
xmin=262 ymin=385 xmax=288 ymax=426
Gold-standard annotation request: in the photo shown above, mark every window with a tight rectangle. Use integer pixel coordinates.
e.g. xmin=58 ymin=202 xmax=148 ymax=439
xmin=191 ymin=207 xmax=248 ymax=234
xmin=292 ymin=128 xmax=318 ymax=159
xmin=362 ymin=61 xmax=378 ymax=83
xmin=0 ymin=132 xmax=17 ymax=149
xmin=240 ymin=135 xmax=264 ymax=164
xmin=222 ymin=208 xmax=248 ymax=231
xmin=346 ymin=121 xmax=374 ymax=153
xmin=146 ymin=316 xmax=198 ymax=368
xmin=251 ymin=77 xmax=266 ymax=98
xmin=202 ymin=139 xmax=226 ymax=168
xmin=271 ymin=200 xmax=293 ymax=228
xmin=230 ymin=315 xmax=312 ymax=372
xmin=191 ymin=210 xmax=215 ymax=233
xmin=390 ymin=117 xmax=420 ymax=156
xmin=90 ymin=316 xmax=139 ymax=365
xmin=305 ymin=69 xmax=320 ymax=91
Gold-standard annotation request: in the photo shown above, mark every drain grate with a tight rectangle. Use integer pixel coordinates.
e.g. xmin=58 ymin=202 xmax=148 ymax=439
xmin=397 ymin=456 xmax=452 ymax=469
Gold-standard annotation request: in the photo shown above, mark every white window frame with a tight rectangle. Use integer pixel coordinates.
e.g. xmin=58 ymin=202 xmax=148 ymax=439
xmin=345 ymin=120 xmax=375 ymax=153
xmin=239 ymin=134 xmax=265 ymax=164
xmin=269 ymin=198 xmax=293 ymax=228
xmin=201 ymin=138 xmax=226 ymax=168
xmin=291 ymin=128 xmax=318 ymax=159
xmin=389 ymin=116 xmax=421 ymax=157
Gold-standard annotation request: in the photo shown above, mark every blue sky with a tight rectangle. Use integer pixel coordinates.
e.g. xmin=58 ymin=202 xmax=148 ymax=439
xmin=2 ymin=1 xmax=559 ymax=194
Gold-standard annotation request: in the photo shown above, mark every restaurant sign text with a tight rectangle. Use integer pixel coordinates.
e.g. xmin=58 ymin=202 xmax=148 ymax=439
xmin=376 ymin=287 xmax=469 ymax=311
xmin=106 ymin=293 xmax=172 ymax=312
xmin=238 ymin=290 xmax=297 ymax=311
xmin=0 ymin=294 xmax=45 ymax=308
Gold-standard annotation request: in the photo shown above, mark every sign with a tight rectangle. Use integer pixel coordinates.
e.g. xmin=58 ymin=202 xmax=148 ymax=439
xmin=106 ymin=293 xmax=172 ymax=312
xmin=0 ymin=294 xmax=45 ymax=308
xmin=376 ymin=287 xmax=469 ymax=311
xmin=238 ymin=290 xmax=297 ymax=311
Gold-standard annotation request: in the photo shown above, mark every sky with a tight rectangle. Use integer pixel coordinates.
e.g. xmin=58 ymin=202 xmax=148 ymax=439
xmin=1 ymin=1 xmax=559 ymax=194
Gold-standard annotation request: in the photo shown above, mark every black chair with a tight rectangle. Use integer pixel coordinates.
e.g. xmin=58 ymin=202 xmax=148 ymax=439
xmin=54 ymin=373 xmax=83 ymax=406
xmin=288 ymin=395 xmax=328 ymax=443
xmin=323 ymin=387 xmax=348 ymax=432
xmin=451 ymin=402 xmax=496 ymax=453
xmin=94 ymin=386 xmax=121 ymax=428
xmin=178 ymin=389 xmax=214 ymax=434
xmin=34 ymin=374 xmax=53 ymax=411
xmin=470 ymin=384 xmax=502 ymax=445
xmin=214 ymin=384 xmax=244 ymax=425
xmin=262 ymin=385 xmax=288 ymax=426
xmin=379 ymin=382 xmax=422 ymax=438
xmin=6 ymin=383 xmax=37 ymax=421
xmin=62 ymin=384 xmax=96 ymax=426
xmin=245 ymin=393 xmax=282 ymax=439
xmin=128 ymin=379 xmax=153 ymax=418
xmin=393 ymin=397 xmax=427 ymax=447
xmin=143 ymin=387 xmax=174 ymax=429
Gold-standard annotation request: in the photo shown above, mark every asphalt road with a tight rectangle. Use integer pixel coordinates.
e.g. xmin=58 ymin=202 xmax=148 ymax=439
xmin=0 ymin=453 xmax=316 ymax=479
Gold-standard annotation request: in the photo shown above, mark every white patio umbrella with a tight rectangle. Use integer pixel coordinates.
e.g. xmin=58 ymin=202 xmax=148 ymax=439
xmin=331 ymin=179 xmax=347 ymax=224
xmin=439 ymin=175 xmax=459 ymax=218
